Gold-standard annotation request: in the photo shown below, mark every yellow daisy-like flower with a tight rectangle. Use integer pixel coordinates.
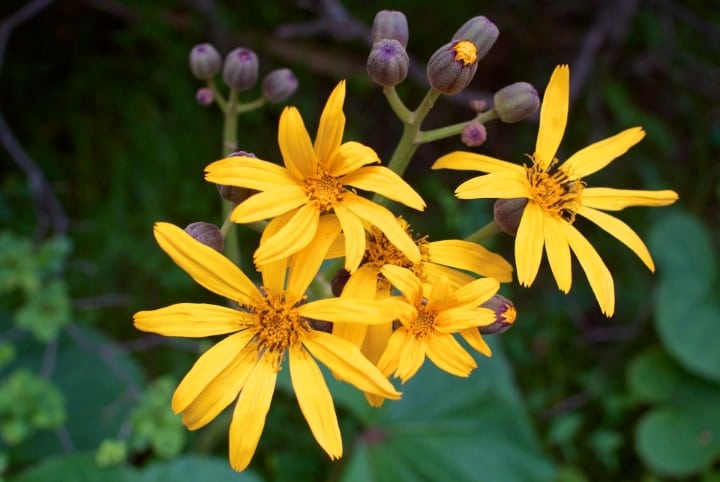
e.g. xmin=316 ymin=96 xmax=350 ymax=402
xmin=432 ymin=65 xmax=678 ymax=316
xmin=205 ymin=80 xmax=426 ymax=272
xmin=133 ymin=222 xmax=407 ymax=472
xmin=375 ymin=265 xmax=500 ymax=386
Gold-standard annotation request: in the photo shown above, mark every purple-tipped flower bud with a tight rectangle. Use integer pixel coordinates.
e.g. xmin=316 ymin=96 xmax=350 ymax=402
xmin=426 ymin=40 xmax=479 ymax=95
xmin=195 ymin=87 xmax=214 ymax=106
xmin=493 ymin=82 xmax=540 ymax=123
xmin=185 ymin=222 xmax=224 ymax=253
xmin=371 ymin=10 xmax=409 ymax=48
xmin=262 ymin=68 xmax=298 ymax=103
xmin=367 ymin=39 xmax=409 ymax=87
xmin=479 ymin=294 xmax=516 ymax=335
xmin=222 ymin=47 xmax=259 ymax=91
xmin=452 ymin=16 xmax=499 ymax=61
xmin=494 ymin=198 xmax=528 ymax=236
xmin=216 ymin=151 xmax=256 ymax=204
xmin=461 ymin=121 xmax=487 ymax=147
xmin=189 ymin=43 xmax=221 ymax=81
xmin=469 ymin=99 xmax=488 ymax=113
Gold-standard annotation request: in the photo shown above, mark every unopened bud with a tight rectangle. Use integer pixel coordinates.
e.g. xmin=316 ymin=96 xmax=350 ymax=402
xmin=222 ymin=48 xmax=259 ymax=91
xmin=331 ymin=269 xmax=351 ymax=297
xmin=216 ymin=151 xmax=257 ymax=204
xmin=469 ymin=99 xmax=488 ymax=112
xmin=371 ymin=10 xmax=409 ymax=47
xmin=185 ymin=222 xmax=224 ymax=253
xmin=493 ymin=82 xmax=540 ymax=123
xmin=426 ymin=40 xmax=479 ymax=95
xmin=452 ymin=16 xmax=499 ymax=61
xmin=461 ymin=121 xmax=487 ymax=147
xmin=479 ymin=294 xmax=516 ymax=334
xmin=189 ymin=43 xmax=221 ymax=81
xmin=262 ymin=68 xmax=298 ymax=103
xmin=367 ymin=39 xmax=409 ymax=87
xmin=493 ymin=198 xmax=528 ymax=236
xmin=195 ymin=87 xmax=214 ymax=106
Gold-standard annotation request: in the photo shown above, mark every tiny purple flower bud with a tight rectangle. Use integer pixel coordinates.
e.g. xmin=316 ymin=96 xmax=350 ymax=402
xmin=367 ymin=39 xmax=409 ymax=87
xmin=469 ymin=99 xmax=488 ymax=113
xmin=371 ymin=10 xmax=409 ymax=48
xmin=216 ymin=151 xmax=257 ymax=204
xmin=185 ymin=222 xmax=224 ymax=253
xmin=262 ymin=68 xmax=298 ymax=103
xmin=426 ymin=40 xmax=478 ymax=95
xmin=461 ymin=121 xmax=487 ymax=147
xmin=493 ymin=82 xmax=540 ymax=123
xmin=452 ymin=16 xmax=499 ymax=61
xmin=493 ymin=198 xmax=528 ymax=236
xmin=479 ymin=294 xmax=517 ymax=335
xmin=189 ymin=43 xmax=221 ymax=81
xmin=222 ymin=47 xmax=259 ymax=91
xmin=195 ymin=87 xmax=214 ymax=106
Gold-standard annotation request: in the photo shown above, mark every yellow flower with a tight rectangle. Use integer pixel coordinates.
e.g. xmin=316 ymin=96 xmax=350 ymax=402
xmin=205 ymin=80 xmax=426 ymax=272
xmin=375 ymin=265 xmax=500 ymax=386
xmin=432 ymin=65 xmax=678 ymax=316
xmin=133 ymin=222 xmax=406 ymax=472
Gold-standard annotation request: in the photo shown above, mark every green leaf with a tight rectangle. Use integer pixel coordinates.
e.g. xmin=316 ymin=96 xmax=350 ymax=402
xmin=138 ymin=455 xmax=262 ymax=482
xmin=10 ymin=454 xmax=134 ymax=482
xmin=341 ymin=341 xmax=556 ymax=482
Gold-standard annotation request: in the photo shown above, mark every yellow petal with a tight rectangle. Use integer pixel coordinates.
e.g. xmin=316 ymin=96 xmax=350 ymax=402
xmin=361 ymin=323 xmax=393 ymax=365
xmin=344 ymin=195 xmax=420 ymax=263
xmin=254 ymin=203 xmax=320 ymax=265
xmin=535 ymin=64 xmax=569 ymax=167
xmin=279 ymin=106 xmax=318 ymax=178
xmin=230 ymin=187 xmax=308 ymax=223
xmin=334 ymin=204 xmax=366 ymax=273
xmin=422 ymin=262 xmax=474 ymax=289
xmin=299 ymin=296 xmax=410 ymax=325
xmin=314 ymin=81 xmax=346 ymax=167
xmin=257 ymin=214 xmax=291 ymax=293
xmin=440 ymin=277 xmax=499 ymax=310
xmin=325 ymin=141 xmax=380 ymax=176
xmin=154 ymin=222 xmax=261 ymax=304
xmin=543 ymin=216 xmax=572 ymax=293
xmin=287 ymin=215 xmax=342 ymax=296
xmin=228 ymin=357 xmax=278 ymax=472
xmin=380 ymin=265 xmax=422 ymax=305
xmin=435 ymin=307 xmax=496 ymax=331
xmin=561 ymin=222 xmax=615 ymax=317
xmin=331 ymin=266 xmax=377 ymax=346
xmin=562 ymin=127 xmax=645 ymax=178
xmin=459 ymin=327 xmax=492 ymax=356
xmin=171 ymin=331 xmax=254 ymax=414
xmin=514 ymin=202 xmax=545 ymax=287
xmin=582 ymin=187 xmax=679 ymax=211
xmin=427 ymin=239 xmax=513 ymax=283
xmin=432 ymin=151 xmax=525 ymax=174
xmin=180 ymin=343 xmax=258 ymax=430
xmin=375 ymin=330 xmax=406 ymax=379
xmin=425 ymin=334 xmax=476 ymax=378
xmin=342 ymin=166 xmax=426 ymax=211
xmin=455 ymin=171 xmax=529 ymax=199
xmin=303 ymin=331 xmax=401 ymax=399
xmin=426 ymin=274 xmax=451 ymax=307
xmin=579 ymin=206 xmax=655 ymax=271
xmin=395 ymin=335 xmax=425 ymax=383
xmin=289 ymin=346 xmax=342 ymax=459
xmin=204 ymin=157 xmax=296 ymax=191
xmin=134 ymin=303 xmax=248 ymax=337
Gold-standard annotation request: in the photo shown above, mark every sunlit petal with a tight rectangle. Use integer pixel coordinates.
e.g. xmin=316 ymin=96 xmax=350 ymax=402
xmin=299 ymin=296 xmax=409 ymax=325
xmin=375 ymin=330 xmax=406 ymax=379
xmin=230 ymin=186 xmax=308 ymax=223
xmin=380 ymin=265 xmax=422 ymax=304
xmin=314 ymin=81 xmax=346 ymax=166
xmin=535 ymin=64 xmax=569 ymax=167
xmin=428 ymin=239 xmax=513 ymax=283
xmin=563 ymin=127 xmax=645 ymax=178
xmin=459 ymin=327 xmax=492 ymax=356
xmin=204 ymin=157 xmax=296 ymax=191
xmin=432 ymin=151 xmax=525 ymax=174
xmin=543 ymin=216 xmax=572 ymax=293
xmin=395 ymin=335 xmax=426 ymax=384
xmin=425 ymin=334 xmax=476 ymax=378
xmin=334 ymin=204 xmax=366 ymax=273
xmin=455 ymin=171 xmax=529 ymax=199
xmin=582 ymin=187 xmax=679 ymax=211
xmin=435 ymin=307 xmax=495 ymax=331
xmin=422 ymin=262 xmax=474 ymax=289
xmin=342 ymin=166 xmax=426 ymax=211
xmin=287 ymin=215 xmax=342 ymax=296
xmin=279 ymin=106 xmax=318 ymax=178
xmin=439 ymin=277 xmax=499 ymax=310
xmin=325 ymin=141 xmax=379 ymax=176
xmin=514 ymin=203 xmax=545 ymax=286
xmin=134 ymin=303 xmax=248 ymax=337
xmin=254 ymin=203 xmax=320 ymax=265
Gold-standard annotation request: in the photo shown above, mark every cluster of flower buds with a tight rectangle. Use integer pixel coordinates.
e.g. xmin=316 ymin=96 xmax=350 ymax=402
xmin=188 ymin=43 xmax=298 ymax=105
xmin=367 ymin=10 xmax=410 ymax=87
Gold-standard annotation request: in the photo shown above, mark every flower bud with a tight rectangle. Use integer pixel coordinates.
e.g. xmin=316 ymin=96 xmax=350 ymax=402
xmin=216 ymin=151 xmax=257 ymax=204
xmin=195 ymin=87 xmax=214 ymax=106
xmin=262 ymin=68 xmax=298 ymax=103
xmin=367 ymin=39 xmax=409 ymax=87
xmin=452 ymin=16 xmax=499 ymax=61
xmin=493 ymin=82 xmax=540 ymax=123
xmin=461 ymin=121 xmax=487 ymax=147
xmin=426 ymin=40 xmax=479 ymax=95
xmin=371 ymin=10 xmax=409 ymax=48
xmin=493 ymin=198 xmax=528 ymax=236
xmin=185 ymin=222 xmax=224 ymax=253
xmin=479 ymin=294 xmax=516 ymax=335
xmin=222 ymin=47 xmax=259 ymax=91
xmin=469 ymin=99 xmax=488 ymax=113
xmin=189 ymin=43 xmax=221 ymax=81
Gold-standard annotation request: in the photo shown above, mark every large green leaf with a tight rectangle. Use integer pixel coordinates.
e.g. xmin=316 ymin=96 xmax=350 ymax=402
xmin=10 ymin=454 xmax=133 ymax=482
xmin=340 ymin=341 xmax=556 ymax=482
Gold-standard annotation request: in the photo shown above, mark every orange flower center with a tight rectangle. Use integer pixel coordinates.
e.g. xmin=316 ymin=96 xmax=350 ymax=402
xmin=303 ymin=170 xmax=346 ymax=213
xmin=408 ymin=304 xmax=437 ymax=340
xmin=251 ymin=292 xmax=310 ymax=368
xmin=524 ymin=156 xmax=584 ymax=222
xmin=363 ymin=219 xmax=428 ymax=292
xmin=453 ymin=40 xmax=478 ymax=66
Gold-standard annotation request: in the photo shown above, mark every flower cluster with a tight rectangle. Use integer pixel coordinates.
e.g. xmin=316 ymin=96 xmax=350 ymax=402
xmin=134 ymin=11 xmax=677 ymax=472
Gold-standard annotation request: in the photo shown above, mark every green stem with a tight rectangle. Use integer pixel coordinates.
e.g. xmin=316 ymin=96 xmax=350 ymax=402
xmin=382 ymin=86 xmax=411 ymax=122
xmin=221 ymin=89 xmax=241 ymax=266
xmin=237 ymin=96 xmax=266 ymax=113
xmin=417 ymin=108 xmax=498 ymax=143
xmin=207 ymin=79 xmax=227 ymax=112
xmin=465 ymin=220 xmax=502 ymax=244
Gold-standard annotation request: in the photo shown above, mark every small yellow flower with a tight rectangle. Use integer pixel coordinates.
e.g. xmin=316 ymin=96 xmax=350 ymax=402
xmin=205 ymin=80 xmax=426 ymax=272
xmin=432 ymin=65 xmax=678 ymax=316
xmin=375 ymin=265 xmax=499 ymax=387
xmin=133 ymin=222 xmax=406 ymax=472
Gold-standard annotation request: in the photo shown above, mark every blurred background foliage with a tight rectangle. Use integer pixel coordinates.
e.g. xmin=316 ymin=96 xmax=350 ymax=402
xmin=1 ymin=0 xmax=719 ymax=481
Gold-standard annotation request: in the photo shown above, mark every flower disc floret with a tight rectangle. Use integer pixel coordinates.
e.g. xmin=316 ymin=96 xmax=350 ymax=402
xmin=525 ymin=157 xmax=584 ymax=222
